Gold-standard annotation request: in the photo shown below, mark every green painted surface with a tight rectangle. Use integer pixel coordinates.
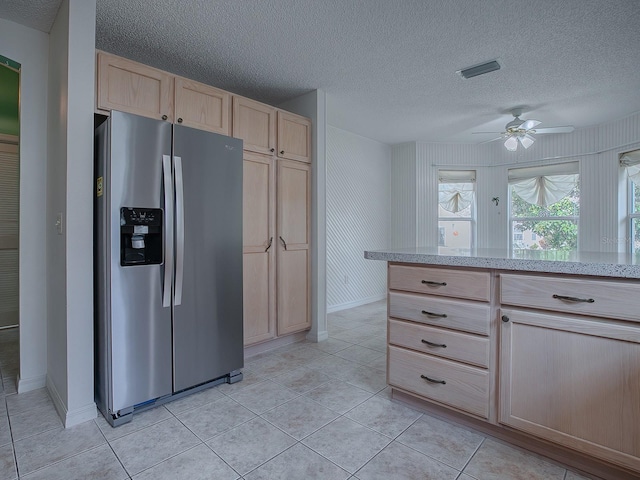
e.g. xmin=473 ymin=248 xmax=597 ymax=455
xmin=0 ymin=61 xmax=20 ymax=137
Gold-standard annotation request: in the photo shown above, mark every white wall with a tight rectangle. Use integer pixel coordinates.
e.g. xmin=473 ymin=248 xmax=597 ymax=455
xmin=391 ymin=112 xmax=640 ymax=253
xmin=0 ymin=18 xmax=49 ymax=393
xmin=326 ymin=126 xmax=390 ymax=312
xmin=46 ymin=0 xmax=97 ymax=427
xmin=279 ymin=90 xmax=328 ymax=341
xmin=389 ymin=143 xmax=416 ymax=248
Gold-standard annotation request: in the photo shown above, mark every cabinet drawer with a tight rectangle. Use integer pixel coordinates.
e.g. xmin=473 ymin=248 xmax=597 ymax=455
xmin=389 ymin=265 xmax=490 ymax=302
xmin=389 ymin=292 xmax=490 ymax=336
xmin=389 ymin=319 xmax=489 ymax=368
xmin=389 ymin=345 xmax=490 ymax=418
xmin=501 ymin=274 xmax=640 ymax=322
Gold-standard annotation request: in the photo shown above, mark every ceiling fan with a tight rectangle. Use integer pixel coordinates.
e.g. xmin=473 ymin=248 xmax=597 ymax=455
xmin=474 ymin=109 xmax=575 ymax=151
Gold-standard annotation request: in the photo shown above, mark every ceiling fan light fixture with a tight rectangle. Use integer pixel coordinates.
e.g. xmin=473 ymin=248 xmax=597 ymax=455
xmin=504 ymin=136 xmax=518 ymax=151
xmin=519 ymin=134 xmax=535 ymax=149
xmin=458 ymin=60 xmax=501 ymax=79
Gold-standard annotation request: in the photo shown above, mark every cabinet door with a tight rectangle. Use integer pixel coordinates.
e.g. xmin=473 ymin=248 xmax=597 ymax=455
xmin=500 ymin=308 xmax=640 ymax=472
xmin=96 ymin=52 xmax=174 ymax=121
xmin=232 ymin=96 xmax=276 ymax=155
xmin=276 ymin=159 xmax=311 ymax=335
xmin=243 ymin=152 xmax=276 ymax=345
xmin=277 ymin=110 xmax=311 ymax=163
xmin=175 ymin=77 xmax=231 ymax=135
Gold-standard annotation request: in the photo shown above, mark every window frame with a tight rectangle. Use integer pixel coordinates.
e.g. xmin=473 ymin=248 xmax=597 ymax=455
xmin=629 ymin=178 xmax=640 ymax=254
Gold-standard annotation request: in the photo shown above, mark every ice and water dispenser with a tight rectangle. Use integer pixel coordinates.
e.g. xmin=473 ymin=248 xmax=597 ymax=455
xmin=120 ymin=207 xmax=163 ymax=266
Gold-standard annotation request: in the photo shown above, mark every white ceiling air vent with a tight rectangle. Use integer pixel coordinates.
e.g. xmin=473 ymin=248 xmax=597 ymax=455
xmin=458 ymin=60 xmax=501 ymax=79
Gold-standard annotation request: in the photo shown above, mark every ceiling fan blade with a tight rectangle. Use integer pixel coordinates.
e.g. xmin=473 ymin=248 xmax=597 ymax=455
xmin=518 ymin=133 xmax=535 ymax=149
xmin=519 ymin=119 xmax=541 ymax=130
xmin=533 ymin=126 xmax=575 ymax=134
xmin=472 ymin=131 xmax=502 ymax=135
xmin=504 ymin=136 xmax=518 ymax=151
xmin=478 ymin=136 xmax=503 ymax=145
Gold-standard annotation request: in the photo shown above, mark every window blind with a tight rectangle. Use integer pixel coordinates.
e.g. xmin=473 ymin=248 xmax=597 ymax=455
xmin=508 ymin=162 xmax=578 ymax=207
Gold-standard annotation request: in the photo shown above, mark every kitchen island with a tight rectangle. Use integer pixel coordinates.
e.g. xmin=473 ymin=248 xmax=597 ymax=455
xmin=366 ymin=248 xmax=640 ymax=480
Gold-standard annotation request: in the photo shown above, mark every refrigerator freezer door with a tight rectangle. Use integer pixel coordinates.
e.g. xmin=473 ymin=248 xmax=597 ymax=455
xmin=172 ymin=126 xmax=244 ymax=392
xmin=108 ymin=111 xmax=174 ymax=411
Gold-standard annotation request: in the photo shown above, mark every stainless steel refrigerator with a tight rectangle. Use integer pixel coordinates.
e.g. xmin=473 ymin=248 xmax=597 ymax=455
xmin=94 ymin=110 xmax=243 ymax=426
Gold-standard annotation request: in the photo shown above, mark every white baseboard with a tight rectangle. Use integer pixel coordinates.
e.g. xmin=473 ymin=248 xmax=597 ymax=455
xmin=46 ymin=375 xmax=97 ymax=428
xmin=327 ymin=294 xmax=386 ymax=313
xmin=17 ymin=373 xmax=46 ymax=393
xmin=307 ymin=329 xmax=329 ymax=342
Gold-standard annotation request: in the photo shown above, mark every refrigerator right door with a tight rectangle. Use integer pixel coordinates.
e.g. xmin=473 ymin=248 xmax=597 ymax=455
xmin=172 ymin=126 xmax=244 ymax=392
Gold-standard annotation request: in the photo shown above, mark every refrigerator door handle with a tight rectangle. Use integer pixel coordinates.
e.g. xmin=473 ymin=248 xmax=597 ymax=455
xmin=174 ymin=155 xmax=185 ymax=306
xmin=162 ymin=154 xmax=174 ymax=308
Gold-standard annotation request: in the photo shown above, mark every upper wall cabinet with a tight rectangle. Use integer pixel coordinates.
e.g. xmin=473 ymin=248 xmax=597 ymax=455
xmin=174 ymin=77 xmax=231 ymax=135
xmin=232 ymin=96 xmax=276 ymax=155
xmin=96 ymin=52 xmax=231 ymax=135
xmin=97 ymin=52 xmax=174 ymax=122
xmin=277 ymin=110 xmax=311 ymax=163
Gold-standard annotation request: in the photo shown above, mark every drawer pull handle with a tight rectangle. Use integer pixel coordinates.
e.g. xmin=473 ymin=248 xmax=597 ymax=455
xmin=421 ymin=339 xmax=447 ymax=348
xmin=421 ymin=280 xmax=447 ymax=287
xmin=421 ymin=374 xmax=446 ymax=385
xmin=421 ymin=310 xmax=448 ymax=318
xmin=552 ymin=294 xmax=595 ymax=304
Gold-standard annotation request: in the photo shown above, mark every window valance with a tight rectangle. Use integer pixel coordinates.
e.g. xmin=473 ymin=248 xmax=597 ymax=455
xmin=508 ymin=162 xmax=579 ymax=207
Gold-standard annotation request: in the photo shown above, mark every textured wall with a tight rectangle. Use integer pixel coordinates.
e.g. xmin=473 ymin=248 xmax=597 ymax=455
xmin=326 ymin=126 xmax=390 ymax=311
xmin=392 ymin=111 xmax=640 ymax=253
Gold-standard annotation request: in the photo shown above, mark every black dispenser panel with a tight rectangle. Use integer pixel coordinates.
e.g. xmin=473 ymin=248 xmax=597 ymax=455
xmin=120 ymin=207 xmax=163 ymax=266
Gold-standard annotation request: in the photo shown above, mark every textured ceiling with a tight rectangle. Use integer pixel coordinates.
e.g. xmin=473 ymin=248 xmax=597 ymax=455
xmin=0 ymin=0 xmax=62 ymax=33
xmin=3 ymin=0 xmax=640 ymax=144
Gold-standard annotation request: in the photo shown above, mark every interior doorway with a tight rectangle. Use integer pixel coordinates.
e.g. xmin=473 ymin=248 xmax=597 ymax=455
xmin=0 ymin=54 xmax=20 ymax=394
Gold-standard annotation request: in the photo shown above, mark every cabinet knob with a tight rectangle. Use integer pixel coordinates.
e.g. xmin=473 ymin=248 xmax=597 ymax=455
xmin=270 ymin=148 xmax=275 ymax=153
xmin=501 ymin=315 xmax=510 ymax=323
xmin=280 ymin=150 xmax=285 ymax=155
xmin=161 ymin=115 xmax=168 ymax=121
xmin=177 ymin=117 xmax=183 ymax=123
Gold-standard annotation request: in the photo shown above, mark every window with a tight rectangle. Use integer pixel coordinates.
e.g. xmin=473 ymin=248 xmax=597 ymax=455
xmin=438 ymin=170 xmax=476 ymax=253
xmin=509 ymin=162 xmax=579 ymax=259
xmin=621 ymin=149 xmax=640 ymax=254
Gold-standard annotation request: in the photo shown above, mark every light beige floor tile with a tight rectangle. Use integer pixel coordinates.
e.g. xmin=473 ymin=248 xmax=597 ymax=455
xmin=20 ymin=444 xmax=127 ymax=480
xmin=302 ymin=416 xmax=391 ymax=474
xmin=346 ymin=395 xmax=422 ymax=438
xmin=0 ymin=413 xmax=12 ymax=447
xmin=164 ymin=385 xmax=225 ymax=415
xmin=244 ymin=443 xmax=350 ymax=480
xmin=272 ymin=367 xmax=332 ymax=394
xmin=175 ymin=396 xmax=256 ymax=441
xmin=330 ymin=328 xmax=376 ymax=345
xmin=277 ymin=345 xmax=329 ymax=364
xmin=226 ymin=379 xmax=298 ymax=414
xmin=355 ymin=441 xmax=459 ymax=480
xmin=396 ymin=414 xmax=484 ymax=470
xmin=245 ymin=354 xmax=299 ymax=376
xmin=356 ymin=335 xmax=387 ymax=353
xmin=207 ymin=417 xmax=296 ymax=475
xmin=374 ymin=386 xmax=393 ymax=401
xmin=9 ymin=402 xmax=63 ymax=441
xmin=345 ymin=365 xmax=388 ymax=394
xmin=334 ymin=345 xmax=385 ymax=366
xmin=304 ymin=380 xmax=373 ymax=414
xmin=95 ymin=404 xmax=172 ymax=442
xmin=14 ymin=421 xmax=105 ymax=476
xmin=217 ymin=368 xmax=264 ymax=394
xmin=5 ymin=388 xmax=51 ymax=416
xmin=463 ymin=438 xmax=566 ymax=480
xmin=132 ymin=444 xmax=239 ymax=480
xmin=305 ymin=354 xmax=360 ymax=380
xmin=261 ymin=396 xmax=339 ymax=440
xmin=109 ymin=417 xmax=200 ymax=476
xmin=0 ymin=443 xmax=16 ymax=480
xmin=310 ymin=337 xmax=353 ymax=354
xmin=368 ymin=355 xmax=387 ymax=371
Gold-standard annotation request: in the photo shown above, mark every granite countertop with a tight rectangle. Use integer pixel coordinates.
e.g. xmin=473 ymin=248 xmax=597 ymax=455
xmin=364 ymin=247 xmax=640 ymax=279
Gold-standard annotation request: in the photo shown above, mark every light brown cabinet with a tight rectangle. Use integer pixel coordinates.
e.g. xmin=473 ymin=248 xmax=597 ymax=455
xmin=387 ymin=265 xmax=494 ymax=420
xmin=277 ymin=110 xmax=311 ymax=163
xmin=242 ymin=152 xmax=276 ymax=345
xmin=276 ymin=159 xmax=311 ymax=335
xmin=97 ymin=51 xmax=174 ymax=121
xmin=232 ymin=96 xmax=276 ymax=155
xmin=97 ymin=52 xmax=230 ymax=135
xmin=174 ymin=77 xmax=231 ymax=135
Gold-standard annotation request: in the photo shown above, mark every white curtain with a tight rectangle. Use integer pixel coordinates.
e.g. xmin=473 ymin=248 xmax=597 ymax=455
xmin=438 ymin=183 xmax=474 ymax=213
xmin=508 ymin=162 xmax=579 ymax=207
xmin=620 ymin=149 xmax=640 ymax=184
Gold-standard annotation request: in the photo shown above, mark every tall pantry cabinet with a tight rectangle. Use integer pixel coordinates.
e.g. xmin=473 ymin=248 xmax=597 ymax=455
xmin=233 ymin=96 xmax=312 ymax=345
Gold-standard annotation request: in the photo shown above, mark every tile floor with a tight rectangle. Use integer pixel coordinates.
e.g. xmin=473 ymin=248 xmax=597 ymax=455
xmin=0 ymin=301 xmax=594 ymax=479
